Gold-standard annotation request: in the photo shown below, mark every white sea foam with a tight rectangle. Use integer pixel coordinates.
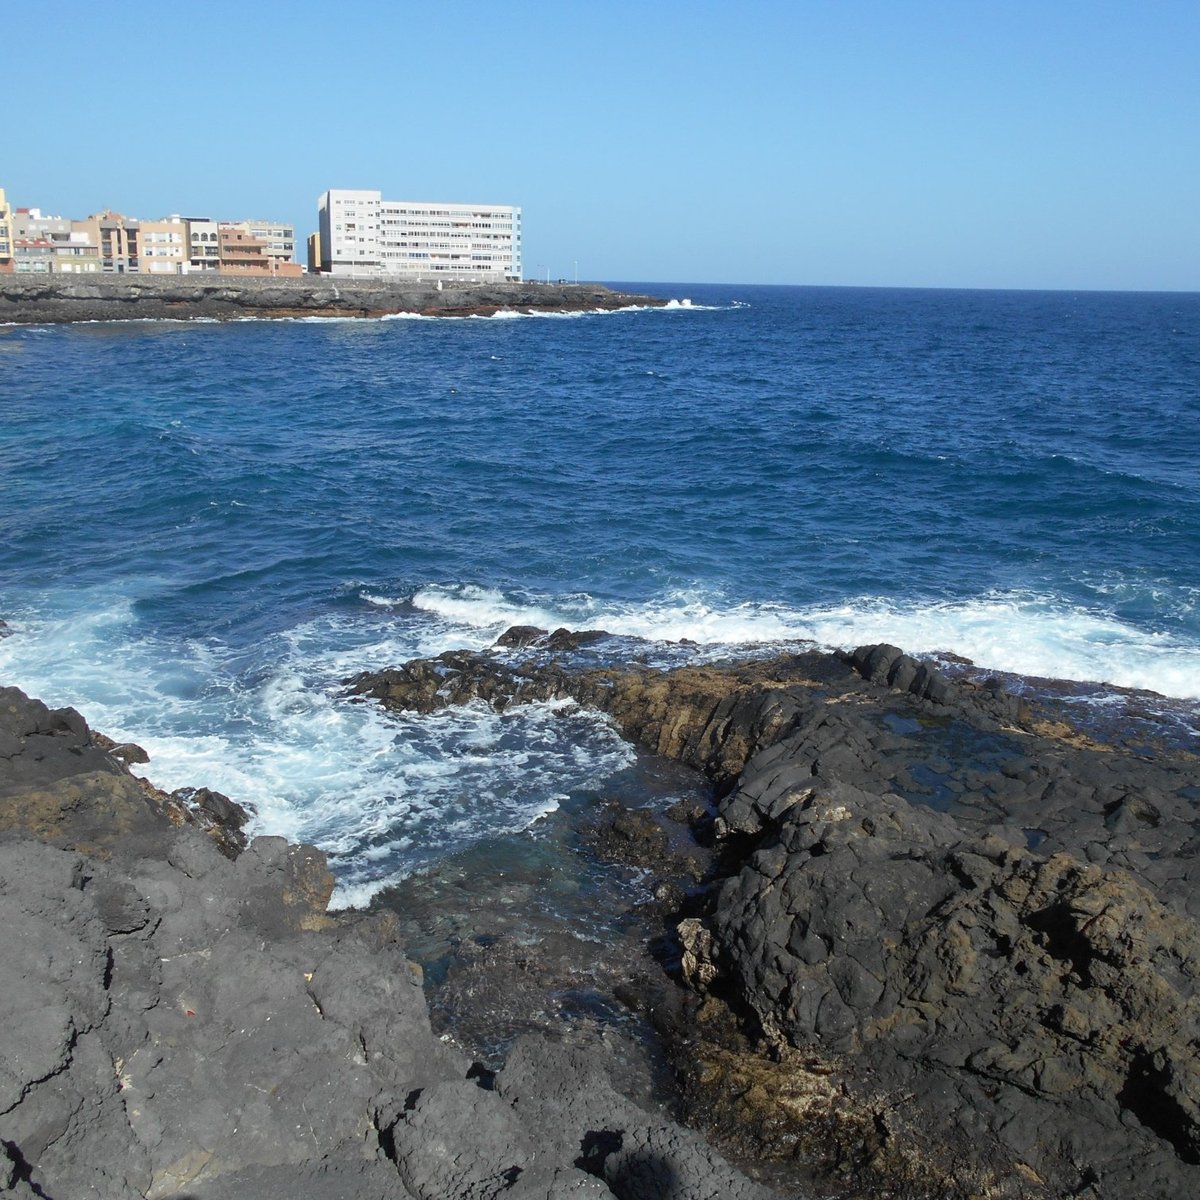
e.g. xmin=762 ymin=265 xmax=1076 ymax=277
xmin=791 ymin=595 xmax=1200 ymax=700
xmin=404 ymin=583 xmax=1200 ymax=701
xmin=0 ymin=594 xmax=636 ymax=907
xmin=661 ymin=297 xmax=735 ymax=312
xmin=4 ymin=580 xmax=1197 ymax=910
xmin=64 ymin=300 xmax=723 ymax=329
xmin=411 ymin=583 xmax=575 ymax=634
xmin=377 ymin=305 xmax=674 ymax=322
xmin=360 ymin=591 xmax=410 ymax=607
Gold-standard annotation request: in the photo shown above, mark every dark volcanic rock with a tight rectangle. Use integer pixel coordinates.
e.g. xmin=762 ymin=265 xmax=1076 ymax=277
xmin=169 ymin=784 xmax=253 ymax=857
xmin=352 ymin=640 xmax=1200 ymax=1197
xmin=589 ymin=801 xmax=672 ymax=868
xmin=347 ymin=646 xmax=869 ymax=788
xmin=699 ymin=779 xmax=1200 ymax=1195
xmin=0 ymin=273 xmax=668 ymax=324
xmin=844 ymin=642 xmax=1031 ymax=727
xmin=1 ymin=682 xmax=778 ymax=1199
xmin=0 ymin=831 xmax=462 ymax=1198
xmin=672 ymin=653 xmax=1200 ymax=1198
xmin=0 ymin=685 xmax=250 ymax=859
xmin=494 ymin=624 xmax=551 ymax=648
xmin=492 ymin=1038 xmax=776 ymax=1199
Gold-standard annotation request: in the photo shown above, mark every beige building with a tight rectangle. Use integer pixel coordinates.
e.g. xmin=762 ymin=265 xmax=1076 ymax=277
xmin=9 ymin=208 xmax=101 ymax=273
xmin=12 ymin=208 xmax=71 ymax=242
xmin=4 ymin=197 xmax=301 ymax=276
xmin=56 ymin=224 xmax=103 ymax=272
xmin=138 ymin=217 xmax=188 ymax=274
xmin=0 ymin=188 xmax=13 ymax=272
xmin=83 ymin=211 xmax=139 ymax=273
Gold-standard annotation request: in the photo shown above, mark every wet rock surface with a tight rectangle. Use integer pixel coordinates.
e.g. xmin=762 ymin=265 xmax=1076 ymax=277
xmin=349 ymin=634 xmax=1200 ymax=1198
xmin=0 ymin=684 xmax=778 ymax=1199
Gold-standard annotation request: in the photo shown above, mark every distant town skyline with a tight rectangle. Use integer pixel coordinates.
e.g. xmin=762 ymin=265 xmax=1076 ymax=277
xmin=4 ymin=0 xmax=1197 ymax=291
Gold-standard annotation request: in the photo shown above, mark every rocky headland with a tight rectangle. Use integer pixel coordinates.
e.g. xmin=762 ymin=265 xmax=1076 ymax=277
xmin=5 ymin=633 xmax=1200 ymax=1199
xmin=0 ymin=274 xmax=667 ymax=324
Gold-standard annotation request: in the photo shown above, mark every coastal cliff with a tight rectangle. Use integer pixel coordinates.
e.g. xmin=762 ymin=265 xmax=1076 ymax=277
xmin=0 ymin=273 xmax=667 ymax=324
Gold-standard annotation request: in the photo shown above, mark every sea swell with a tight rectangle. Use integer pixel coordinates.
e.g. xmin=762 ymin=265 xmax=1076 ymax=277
xmin=3 ymin=573 xmax=1199 ymax=906
xmin=3 ymin=284 xmax=1198 ymax=905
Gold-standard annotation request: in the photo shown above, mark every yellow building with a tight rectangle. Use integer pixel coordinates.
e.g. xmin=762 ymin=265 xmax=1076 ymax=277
xmin=0 ymin=188 xmax=14 ymax=272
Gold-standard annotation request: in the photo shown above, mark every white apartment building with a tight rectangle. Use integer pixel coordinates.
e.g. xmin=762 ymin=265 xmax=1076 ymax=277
xmin=317 ymin=189 xmax=380 ymax=275
xmin=186 ymin=218 xmax=221 ymax=271
xmin=318 ymin=188 xmax=521 ymax=280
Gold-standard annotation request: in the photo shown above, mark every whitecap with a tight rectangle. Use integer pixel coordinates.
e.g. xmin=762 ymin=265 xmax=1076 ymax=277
xmin=0 ymin=593 xmax=638 ymax=907
xmin=410 ymin=583 xmax=573 ymax=635
xmin=402 ymin=582 xmax=1200 ymax=701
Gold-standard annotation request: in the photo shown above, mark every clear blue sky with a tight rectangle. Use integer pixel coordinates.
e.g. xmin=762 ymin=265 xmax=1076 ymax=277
xmin=5 ymin=1 xmax=1197 ymax=290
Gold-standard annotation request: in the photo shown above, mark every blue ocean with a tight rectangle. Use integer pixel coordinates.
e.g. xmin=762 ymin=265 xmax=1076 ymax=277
xmin=2 ymin=285 xmax=1198 ymax=904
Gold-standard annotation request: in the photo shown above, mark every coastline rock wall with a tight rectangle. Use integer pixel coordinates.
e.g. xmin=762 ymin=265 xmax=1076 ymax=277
xmin=0 ymin=274 xmax=666 ymax=323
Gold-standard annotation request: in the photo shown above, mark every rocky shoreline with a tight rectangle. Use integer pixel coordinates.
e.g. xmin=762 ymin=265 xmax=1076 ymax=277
xmin=351 ymin=635 xmax=1200 ymax=1199
xmin=0 ymin=274 xmax=667 ymax=324
xmin=0 ymin=682 xmax=769 ymax=1200
xmin=5 ymin=635 xmax=1200 ymax=1198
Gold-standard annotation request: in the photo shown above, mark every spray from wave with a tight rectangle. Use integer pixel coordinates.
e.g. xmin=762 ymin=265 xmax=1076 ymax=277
xmin=408 ymin=583 xmax=1200 ymax=700
xmin=3 ymin=579 xmax=1197 ymax=908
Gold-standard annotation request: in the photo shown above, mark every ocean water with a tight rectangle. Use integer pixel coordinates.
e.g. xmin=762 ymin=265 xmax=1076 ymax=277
xmin=2 ymin=284 xmax=1198 ymax=904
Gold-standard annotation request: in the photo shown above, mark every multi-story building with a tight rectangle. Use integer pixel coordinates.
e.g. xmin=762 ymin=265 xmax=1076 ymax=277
xmin=317 ymin=189 xmax=381 ymax=276
xmin=5 ymin=196 xmax=299 ymax=276
xmin=85 ymin=211 xmax=139 ymax=273
xmin=0 ymin=188 xmax=14 ymax=272
xmin=216 ymin=223 xmax=303 ymax=276
xmin=217 ymin=224 xmax=270 ymax=274
xmin=55 ymin=225 xmax=103 ymax=273
xmin=185 ymin=218 xmax=221 ymax=271
xmin=317 ymin=188 xmax=521 ymax=279
xmin=11 ymin=209 xmax=101 ymax=273
xmin=12 ymin=208 xmax=71 ymax=243
xmin=138 ymin=217 xmax=188 ymax=274
xmin=13 ymin=238 xmax=55 ymax=272
xmin=228 ymin=220 xmax=295 ymax=269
